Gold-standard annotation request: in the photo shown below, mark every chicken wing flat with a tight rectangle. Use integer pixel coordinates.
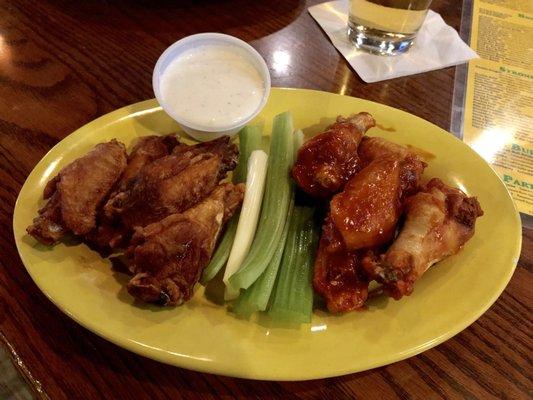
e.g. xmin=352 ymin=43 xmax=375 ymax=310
xmin=363 ymin=178 xmax=483 ymax=299
xmin=127 ymin=183 xmax=245 ymax=305
xmin=27 ymin=140 xmax=127 ymax=245
xmin=330 ymin=154 xmax=426 ymax=251
xmin=292 ymin=113 xmax=376 ymax=198
xmin=105 ymin=136 xmax=238 ymax=228
xmin=117 ymin=134 xmax=179 ymax=191
xmin=85 ymin=135 xmax=180 ymax=253
xmin=171 ymin=136 xmax=237 ymax=165
xmin=359 ymin=136 xmax=427 ymax=196
xmin=313 ymin=216 xmax=369 ymax=313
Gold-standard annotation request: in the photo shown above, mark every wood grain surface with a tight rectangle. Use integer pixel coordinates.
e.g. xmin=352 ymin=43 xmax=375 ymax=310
xmin=0 ymin=0 xmax=531 ymax=399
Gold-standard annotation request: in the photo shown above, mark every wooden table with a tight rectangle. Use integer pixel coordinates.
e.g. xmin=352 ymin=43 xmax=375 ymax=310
xmin=1 ymin=1 xmax=531 ymax=398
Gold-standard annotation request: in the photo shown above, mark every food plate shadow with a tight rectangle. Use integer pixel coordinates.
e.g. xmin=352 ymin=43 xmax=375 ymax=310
xmin=364 ymin=294 xmax=390 ymax=310
xmin=123 ymin=101 xmax=182 ymax=141
xmin=302 ymin=117 xmax=337 ymax=139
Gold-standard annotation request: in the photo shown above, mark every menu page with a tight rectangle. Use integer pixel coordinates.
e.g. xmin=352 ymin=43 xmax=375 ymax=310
xmin=462 ymin=0 xmax=532 ymax=215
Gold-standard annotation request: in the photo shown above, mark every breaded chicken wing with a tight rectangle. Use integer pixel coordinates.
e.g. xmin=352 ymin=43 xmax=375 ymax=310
xmin=127 ymin=183 xmax=245 ymax=306
xmin=105 ymin=136 xmax=238 ymax=228
xmin=85 ymin=135 xmax=180 ymax=253
xmin=27 ymin=140 xmax=127 ymax=245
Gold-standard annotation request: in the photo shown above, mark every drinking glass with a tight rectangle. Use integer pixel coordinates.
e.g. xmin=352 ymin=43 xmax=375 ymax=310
xmin=347 ymin=0 xmax=433 ymax=56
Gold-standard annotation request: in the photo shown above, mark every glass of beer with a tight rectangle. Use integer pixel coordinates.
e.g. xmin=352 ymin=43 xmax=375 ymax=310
xmin=347 ymin=0 xmax=432 ymax=56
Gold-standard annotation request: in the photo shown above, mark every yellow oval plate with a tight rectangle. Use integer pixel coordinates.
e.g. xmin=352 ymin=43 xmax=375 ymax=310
xmin=13 ymin=88 xmax=521 ymax=380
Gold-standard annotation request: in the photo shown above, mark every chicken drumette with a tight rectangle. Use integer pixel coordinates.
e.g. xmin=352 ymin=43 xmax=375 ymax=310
xmin=362 ymin=178 xmax=483 ymax=299
xmin=291 ymin=113 xmax=375 ymax=198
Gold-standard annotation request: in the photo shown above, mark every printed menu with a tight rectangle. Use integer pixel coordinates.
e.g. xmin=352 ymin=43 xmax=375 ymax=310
xmin=462 ymin=0 xmax=532 ymax=215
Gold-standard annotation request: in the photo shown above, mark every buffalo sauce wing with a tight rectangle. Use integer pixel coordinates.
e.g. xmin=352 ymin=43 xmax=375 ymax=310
xmin=313 ymin=216 xmax=369 ymax=313
xmin=362 ymin=178 xmax=483 ymax=299
xmin=291 ymin=113 xmax=375 ymax=198
xmin=330 ymin=156 xmax=403 ymax=250
xmin=311 ymin=132 xmax=428 ymax=313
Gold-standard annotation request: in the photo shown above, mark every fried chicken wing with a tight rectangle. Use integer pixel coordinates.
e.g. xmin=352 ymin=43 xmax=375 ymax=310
xmin=127 ymin=183 xmax=245 ymax=305
xmin=85 ymin=135 xmax=180 ymax=253
xmin=105 ymin=136 xmax=238 ymax=228
xmin=84 ymin=218 xmax=129 ymax=255
xmin=117 ymin=134 xmax=179 ymax=191
xmin=27 ymin=140 xmax=127 ymax=245
xmin=292 ymin=113 xmax=376 ymax=198
xmin=363 ymin=178 xmax=483 ymax=299
xmin=26 ymin=191 xmax=65 ymax=245
xmin=313 ymin=216 xmax=369 ymax=313
xmin=171 ymin=136 xmax=237 ymax=165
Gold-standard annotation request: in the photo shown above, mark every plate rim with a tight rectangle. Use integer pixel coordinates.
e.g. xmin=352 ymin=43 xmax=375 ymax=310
xmin=13 ymin=87 xmax=522 ymax=380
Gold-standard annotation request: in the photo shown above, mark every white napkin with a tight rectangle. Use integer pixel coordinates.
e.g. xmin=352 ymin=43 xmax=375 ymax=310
xmin=308 ymin=0 xmax=478 ymax=83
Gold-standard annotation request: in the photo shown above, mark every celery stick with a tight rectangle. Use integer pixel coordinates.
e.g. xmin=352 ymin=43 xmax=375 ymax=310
xmin=224 ymin=150 xmax=269 ymax=300
xmin=268 ymin=206 xmax=319 ymax=323
xmin=232 ymin=197 xmax=294 ymax=317
xmin=232 ymin=131 xmax=304 ymax=317
xmin=201 ymin=217 xmax=237 ymax=285
xmin=233 ymin=126 xmax=263 ymax=183
xmin=200 ymin=126 xmax=262 ymax=284
xmin=228 ymin=112 xmax=294 ymax=291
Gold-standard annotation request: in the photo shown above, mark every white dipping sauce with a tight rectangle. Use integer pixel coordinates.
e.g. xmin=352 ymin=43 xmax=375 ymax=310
xmin=160 ymin=44 xmax=265 ymax=128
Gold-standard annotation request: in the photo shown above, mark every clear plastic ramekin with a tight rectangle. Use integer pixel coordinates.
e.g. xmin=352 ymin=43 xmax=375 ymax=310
xmin=153 ymin=33 xmax=271 ymax=141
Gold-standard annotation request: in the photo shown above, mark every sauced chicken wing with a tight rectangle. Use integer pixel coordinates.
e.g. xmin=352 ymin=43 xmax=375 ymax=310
xmin=127 ymin=183 xmax=245 ymax=305
xmin=313 ymin=137 xmax=427 ymax=312
xmin=359 ymin=136 xmax=427 ymax=196
xmin=330 ymin=154 xmax=426 ymax=250
xmin=362 ymin=178 xmax=483 ymax=299
xmin=292 ymin=113 xmax=375 ymax=198
xmin=313 ymin=216 xmax=369 ymax=313
xmin=27 ymin=140 xmax=127 ymax=245
xmin=330 ymin=157 xmax=402 ymax=250
xmin=105 ymin=136 xmax=238 ymax=228
xmin=359 ymin=136 xmax=413 ymax=163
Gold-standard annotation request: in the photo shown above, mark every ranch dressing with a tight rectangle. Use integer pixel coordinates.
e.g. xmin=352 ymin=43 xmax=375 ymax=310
xmin=160 ymin=44 xmax=265 ymax=128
